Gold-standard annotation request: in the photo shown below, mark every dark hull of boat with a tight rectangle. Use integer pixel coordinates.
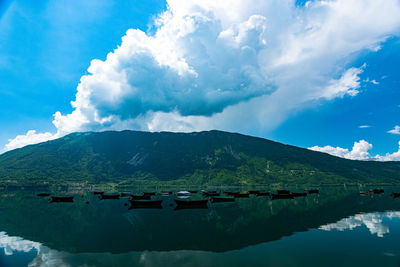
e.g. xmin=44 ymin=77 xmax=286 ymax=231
xmin=249 ymin=190 xmax=260 ymax=194
xmin=308 ymin=190 xmax=319 ymax=194
xmin=392 ymin=193 xmax=400 ymax=198
xmin=292 ymin=192 xmax=307 ymax=197
xmin=93 ymin=191 xmax=104 ymax=195
xmin=373 ymin=189 xmax=384 ymax=194
xmin=188 ymin=190 xmax=198 ymax=194
xmin=100 ymin=194 xmax=120 ymax=200
xmin=174 ymin=199 xmax=208 ymax=207
xmin=255 ymin=192 xmax=270 ymax=196
xmin=224 ymin=191 xmax=239 ymax=196
xmin=120 ymin=193 xmax=132 ymax=197
xmin=50 ymin=196 xmax=74 ymax=203
xmin=143 ymin=192 xmax=156 ymax=196
xmin=211 ymin=197 xmax=235 ymax=203
xmin=130 ymin=195 xmax=151 ymax=200
xmin=277 ymin=190 xmax=291 ymax=195
xmin=272 ymin=194 xmax=294 ymax=200
xmin=37 ymin=193 xmax=50 ymax=197
xmin=203 ymin=192 xmax=220 ymax=197
xmin=129 ymin=200 xmax=162 ymax=208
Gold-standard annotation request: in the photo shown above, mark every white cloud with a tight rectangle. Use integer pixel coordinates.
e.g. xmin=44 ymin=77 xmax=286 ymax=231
xmin=388 ymin=125 xmax=400 ymax=135
xmin=0 ymin=231 xmax=41 ymax=256
xmin=3 ymin=130 xmax=59 ymax=153
xmin=359 ymin=125 xmax=370 ymax=128
xmin=375 ymin=141 xmax=400 ymax=161
xmin=309 ymin=140 xmax=372 ymax=160
xmin=4 ymin=0 xmax=400 ymax=152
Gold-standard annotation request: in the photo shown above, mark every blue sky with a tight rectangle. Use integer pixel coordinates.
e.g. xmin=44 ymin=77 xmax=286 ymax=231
xmin=1 ymin=0 xmax=400 ymax=161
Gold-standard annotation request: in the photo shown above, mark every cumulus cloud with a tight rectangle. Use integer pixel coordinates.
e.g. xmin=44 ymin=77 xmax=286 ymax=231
xmin=3 ymin=130 xmax=59 ymax=153
xmin=388 ymin=125 xmax=400 ymax=135
xmin=375 ymin=141 xmax=400 ymax=161
xmin=4 ymin=0 xmax=400 ymax=152
xmin=359 ymin=125 xmax=370 ymax=128
xmin=0 ymin=231 xmax=41 ymax=256
xmin=309 ymin=140 xmax=373 ymax=160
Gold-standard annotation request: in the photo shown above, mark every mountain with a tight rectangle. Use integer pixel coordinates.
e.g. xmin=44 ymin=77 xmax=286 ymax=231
xmin=1 ymin=130 xmax=400 ymax=185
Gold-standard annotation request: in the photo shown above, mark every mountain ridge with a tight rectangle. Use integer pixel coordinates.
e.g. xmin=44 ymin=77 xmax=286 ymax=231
xmin=1 ymin=130 xmax=400 ymax=185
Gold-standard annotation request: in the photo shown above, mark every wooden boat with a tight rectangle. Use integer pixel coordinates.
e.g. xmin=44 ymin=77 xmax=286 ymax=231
xmin=120 ymin=192 xmax=132 ymax=197
xmin=277 ymin=190 xmax=291 ymax=195
xmin=308 ymin=189 xmax=319 ymax=194
xmin=392 ymin=192 xmax=400 ymax=198
xmin=93 ymin=191 xmax=104 ymax=195
xmin=249 ymin=190 xmax=260 ymax=194
xmin=292 ymin=192 xmax=307 ymax=197
xmin=143 ymin=192 xmax=156 ymax=196
xmin=224 ymin=191 xmax=239 ymax=196
xmin=211 ymin=197 xmax=235 ymax=203
xmin=203 ymin=192 xmax=220 ymax=197
xmin=177 ymin=191 xmax=191 ymax=196
xmin=100 ymin=194 xmax=120 ymax=200
xmin=50 ymin=196 xmax=74 ymax=203
xmin=373 ymin=189 xmax=384 ymax=194
xmin=360 ymin=191 xmax=373 ymax=196
xmin=130 ymin=195 xmax=151 ymax=200
xmin=255 ymin=192 xmax=270 ymax=196
xmin=188 ymin=190 xmax=198 ymax=194
xmin=174 ymin=199 xmax=208 ymax=207
xmin=37 ymin=193 xmax=50 ymax=197
xmin=233 ymin=193 xmax=250 ymax=198
xmin=129 ymin=199 xmax=162 ymax=208
xmin=271 ymin=194 xmax=294 ymax=200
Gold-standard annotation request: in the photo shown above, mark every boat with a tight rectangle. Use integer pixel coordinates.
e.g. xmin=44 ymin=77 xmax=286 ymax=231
xmin=203 ymin=192 xmax=220 ymax=197
xmin=255 ymin=192 xmax=270 ymax=196
xmin=392 ymin=192 xmax=400 ymax=198
xmin=210 ymin=197 xmax=235 ymax=203
xmin=224 ymin=191 xmax=239 ymax=196
xmin=50 ymin=196 xmax=74 ymax=203
xmin=130 ymin=195 xmax=151 ymax=200
xmin=277 ymin=190 xmax=291 ymax=195
xmin=271 ymin=194 xmax=294 ymax=200
xmin=174 ymin=199 xmax=208 ymax=207
xmin=232 ymin=193 xmax=250 ymax=198
xmin=37 ymin=193 xmax=50 ymax=197
xmin=308 ymin=189 xmax=319 ymax=194
xmin=93 ymin=191 xmax=104 ymax=195
xmin=120 ymin=192 xmax=132 ymax=197
xmin=360 ymin=191 xmax=373 ymax=196
xmin=373 ymin=189 xmax=384 ymax=194
xmin=177 ymin=191 xmax=191 ymax=196
xmin=100 ymin=194 xmax=120 ymax=200
xmin=248 ymin=190 xmax=260 ymax=194
xmin=188 ymin=190 xmax=198 ymax=194
xmin=292 ymin=192 xmax=307 ymax=197
xmin=143 ymin=192 xmax=156 ymax=196
xmin=129 ymin=199 xmax=163 ymax=208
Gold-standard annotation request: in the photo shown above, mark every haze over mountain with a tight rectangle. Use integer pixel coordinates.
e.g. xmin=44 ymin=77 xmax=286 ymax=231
xmin=1 ymin=130 xmax=399 ymax=186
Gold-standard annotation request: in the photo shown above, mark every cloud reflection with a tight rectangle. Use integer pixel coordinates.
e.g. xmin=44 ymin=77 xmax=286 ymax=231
xmin=319 ymin=211 xmax=400 ymax=237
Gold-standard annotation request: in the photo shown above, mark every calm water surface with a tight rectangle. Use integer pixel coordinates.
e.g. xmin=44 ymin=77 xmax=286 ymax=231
xmin=1 ymin=187 xmax=400 ymax=266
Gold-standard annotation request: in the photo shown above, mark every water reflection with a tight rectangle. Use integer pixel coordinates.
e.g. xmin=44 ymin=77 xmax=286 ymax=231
xmin=0 ymin=232 xmax=40 ymax=256
xmin=319 ymin=211 xmax=400 ymax=237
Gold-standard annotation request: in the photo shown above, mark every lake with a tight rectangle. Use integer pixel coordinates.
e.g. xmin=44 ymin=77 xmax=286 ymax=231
xmin=1 ymin=186 xmax=400 ymax=266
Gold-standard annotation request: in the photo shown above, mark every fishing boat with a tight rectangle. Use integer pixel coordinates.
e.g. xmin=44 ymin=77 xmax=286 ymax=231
xmin=210 ymin=197 xmax=235 ymax=203
xmin=308 ymin=189 xmax=319 ymax=194
xmin=177 ymin=191 xmax=191 ymax=196
xmin=271 ymin=194 xmax=294 ymax=200
xmin=392 ymin=192 xmax=400 ymax=198
xmin=203 ymin=192 xmax=220 ymax=197
xmin=130 ymin=195 xmax=151 ymax=200
xmin=188 ymin=190 xmax=198 ymax=194
xmin=277 ymin=190 xmax=291 ymax=195
xmin=233 ymin=193 xmax=250 ymax=198
xmin=50 ymin=196 xmax=74 ymax=203
xmin=120 ymin=192 xmax=132 ymax=197
xmin=255 ymin=192 xmax=270 ymax=196
xmin=224 ymin=191 xmax=239 ymax=196
xmin=292 ymin=192 xmax=307 ymax=197
xmin=143 ymin=192 xmax=156 ymax=196
xmin=360 ymin=191 xmax=373 ymax=196
xmin=174 ymin=199 xmax=208 ymax=207
xmin=248 ymin=190 xmax=260 ymax=194
xmin=129 ymin=199 xmax=163 ymax=208
xmin=37 ymin=193 xmax=50 ymax=197
xmin=100 ymin=194 xmax=120 ymax=200
xmin=373 ymin=189 xmax=384 ymax=194
xmin=93 ymin=191 xmax=104 ymax=195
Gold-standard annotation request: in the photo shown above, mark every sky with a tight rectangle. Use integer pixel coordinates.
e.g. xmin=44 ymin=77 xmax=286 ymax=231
xmin=1 ymin=0 xmax=400 ymax=161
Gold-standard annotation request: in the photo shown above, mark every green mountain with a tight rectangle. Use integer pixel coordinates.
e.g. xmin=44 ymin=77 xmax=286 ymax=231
xmin=1 ymin=130 xmax=400 ymax=185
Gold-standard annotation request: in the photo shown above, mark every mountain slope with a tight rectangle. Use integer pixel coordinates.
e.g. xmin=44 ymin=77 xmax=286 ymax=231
xmin=1 ymin=130 xmax=400 ymax=185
